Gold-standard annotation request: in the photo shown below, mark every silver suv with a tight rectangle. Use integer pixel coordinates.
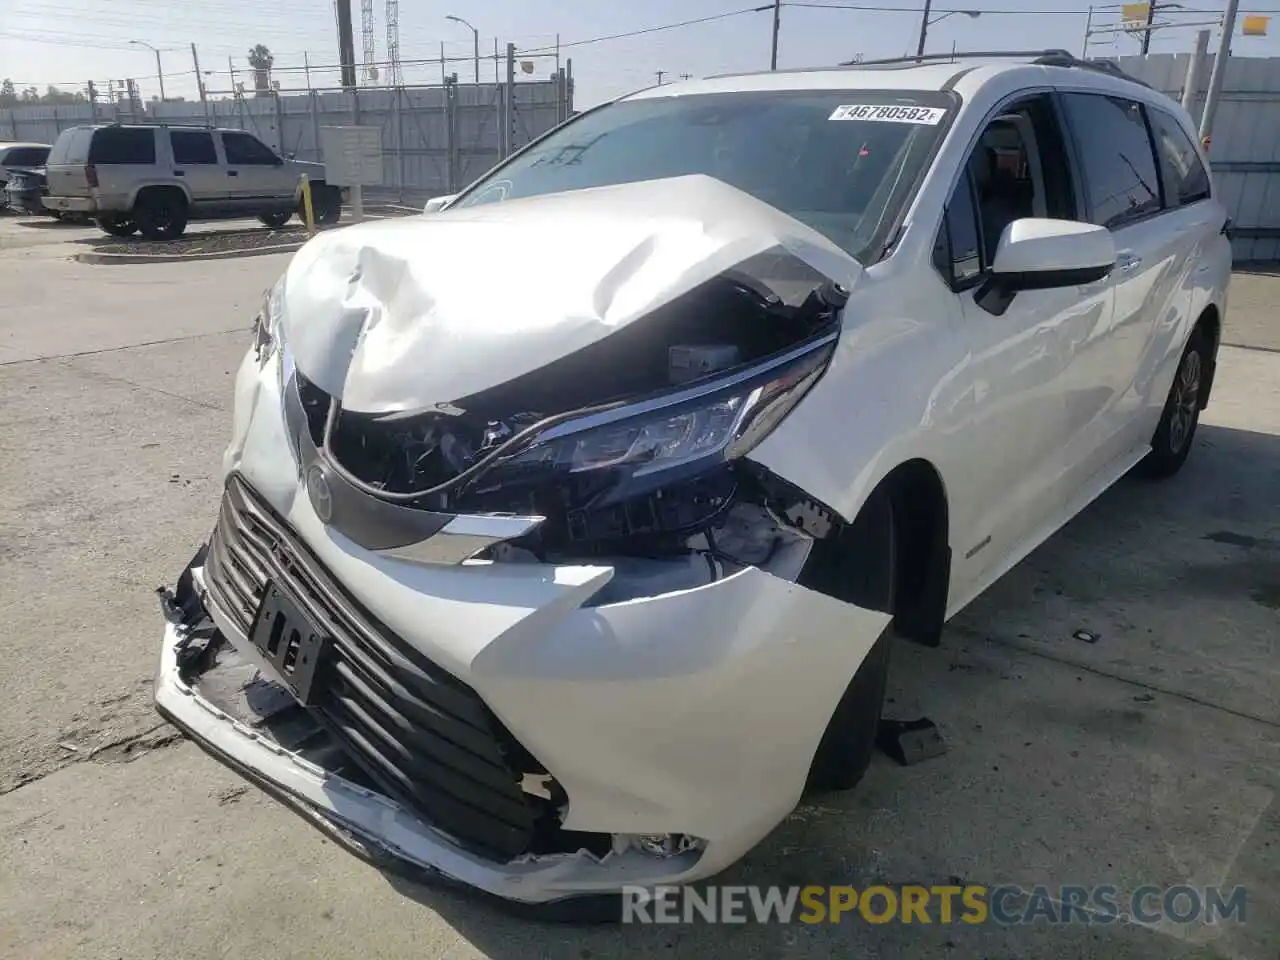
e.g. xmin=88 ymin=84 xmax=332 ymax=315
xmin=43 ymin=124 xmax=342 ymax=240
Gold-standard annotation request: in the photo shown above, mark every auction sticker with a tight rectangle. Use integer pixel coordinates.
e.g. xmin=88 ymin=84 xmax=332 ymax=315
xmin=829 ymin=104 xmax=947 ymax=124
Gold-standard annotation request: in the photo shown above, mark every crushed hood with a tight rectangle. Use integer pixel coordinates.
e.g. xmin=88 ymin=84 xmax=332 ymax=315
xmin=280 ymin=174 xmax=863 ymax=414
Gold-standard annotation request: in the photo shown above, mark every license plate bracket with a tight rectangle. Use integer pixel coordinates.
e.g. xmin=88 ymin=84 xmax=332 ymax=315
xmin=248 ymin=582 xmax=329 ymax=705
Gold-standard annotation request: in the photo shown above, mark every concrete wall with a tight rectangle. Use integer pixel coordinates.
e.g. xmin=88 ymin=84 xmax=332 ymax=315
xmin=2 ymin=79 xmax=571 ymax=200
xmin=1116 ymin=53 xmax=1280 ymax=262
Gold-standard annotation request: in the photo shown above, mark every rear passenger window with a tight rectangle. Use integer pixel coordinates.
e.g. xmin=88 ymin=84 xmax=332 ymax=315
xmin=88 ymin=128 xmax=156 ymax=165
xmin=933 ymin=170 xmax=984 ymax=286
xmin=171 ymin=130 xmax=218 ymax=164
xmin=48 ymin=128 xmax=91 ymax=165
xmin=1060 ymin=93 xmax=1162 ymax=229
xmin=1148 ymin=109 xmax=1211 ymax=206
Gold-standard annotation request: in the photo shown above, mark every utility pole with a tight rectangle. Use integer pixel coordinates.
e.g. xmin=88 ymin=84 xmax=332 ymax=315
xmin=1082 ymin=5 xmax=1094 ymax=55
xmin=87 ymin=80 xmax=98 ymax=121
xmin=916 ymin=0 xmax=934 ymax=56
xmin=680 ymin=73 xmax=693 ymax=80
xmin=191 ymin=43 xmax=207 ymax=116
xmin=1182 ymin=28 xmax=1210 ymax=118
xmin=655 ymin=69 xmax=667 ymax=85
xmin=770 ymin=0 xmax=782 ymax=69
xmin=1199 ymin=0 xmax=1240 ymax=142
xmin=336 ymin=0 xmax=358 ymax=90
xmin=1141 ymin=0 xmax=1157 ymax=54
xmin=228 ymin=57 xmax=237 ymax=94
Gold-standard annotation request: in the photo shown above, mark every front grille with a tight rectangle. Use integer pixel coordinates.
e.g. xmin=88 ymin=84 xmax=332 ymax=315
xmin=203 ymin=475 xmax=539 ymax=861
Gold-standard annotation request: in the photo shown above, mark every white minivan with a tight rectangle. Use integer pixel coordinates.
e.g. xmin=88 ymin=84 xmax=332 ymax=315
xmin=156 ymin=50 xmax=1230 ymax=913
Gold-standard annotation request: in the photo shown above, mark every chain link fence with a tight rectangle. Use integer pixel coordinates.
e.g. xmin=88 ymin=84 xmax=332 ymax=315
xmin=3 ymin=76 xmax=573 ymax=203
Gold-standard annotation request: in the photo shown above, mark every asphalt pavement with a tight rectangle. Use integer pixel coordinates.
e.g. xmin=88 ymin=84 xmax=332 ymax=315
xmin=0 ymin=214 xmax=1276 ymax=959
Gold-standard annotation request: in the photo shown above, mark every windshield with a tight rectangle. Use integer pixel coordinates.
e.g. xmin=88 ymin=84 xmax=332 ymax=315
xmin=453 ymin=89 xmax=955 ymax=263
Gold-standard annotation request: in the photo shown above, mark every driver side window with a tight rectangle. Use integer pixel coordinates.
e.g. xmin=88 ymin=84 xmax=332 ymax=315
xmin=934 ymin=94 xmax=1078 ymax=289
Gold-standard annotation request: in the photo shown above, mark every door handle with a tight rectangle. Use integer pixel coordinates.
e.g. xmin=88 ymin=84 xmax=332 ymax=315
xmin=227 ymin=170 xmax=239 ymax=177
xmin=1116 ymin=252 xmax=1142 ymax=272
xmin=173 ymin=170 xmax=184 ymax=176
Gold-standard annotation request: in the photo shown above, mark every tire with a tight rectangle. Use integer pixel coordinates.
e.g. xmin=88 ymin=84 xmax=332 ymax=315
xmin=96 ymin=216 xmax=137 ymax=238
xmin=133 ymin=192 xmax=188 ymax=240
xmin=803 ymin=495 xmax=896 ymax=793
xmin=258 ymin=211 xmax=292 ymax=229
xmin=806 ymin=626 xmax=893 ymax=792
xmin=1137 ymin=327 xmax=1209 ymax=479
xmin=311 ymin=185 xmax=342 ymax=225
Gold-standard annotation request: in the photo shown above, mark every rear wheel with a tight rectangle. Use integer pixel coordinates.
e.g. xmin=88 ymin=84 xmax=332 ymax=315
xmin=1137 ymin=328 xmax=1209 ymax=479
xmin=133 ymin=192 xmax=188 ymax=240
xmin=258 ymin=211 xmax=292 ymax=229
xmin=96 ymin=216 xmax=137 ymax=238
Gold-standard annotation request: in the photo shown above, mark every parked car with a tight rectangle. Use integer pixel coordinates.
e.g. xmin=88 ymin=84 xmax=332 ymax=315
xmin=157 ymin=50 xmax=1229 ymax=911
xmin=0 ymin=141 xmax=50 ymax=208
xmin=3 ymin=166 xmax=50 ymax=216
xmin=42 ymin=123 xmax=342 ymax=240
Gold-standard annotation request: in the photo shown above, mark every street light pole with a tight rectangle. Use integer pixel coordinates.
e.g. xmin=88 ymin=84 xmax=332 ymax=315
xmin=129 ymin=40 xmax=165 ymax=101
xmin=446 ymin=15 xmax=480 ymax=83
xmin=917 ymin=9 xmax=980 ymax=56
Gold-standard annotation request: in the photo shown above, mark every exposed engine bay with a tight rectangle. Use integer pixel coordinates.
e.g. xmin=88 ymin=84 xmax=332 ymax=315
xmin=286 ymin=247 xmax=848 ymax=595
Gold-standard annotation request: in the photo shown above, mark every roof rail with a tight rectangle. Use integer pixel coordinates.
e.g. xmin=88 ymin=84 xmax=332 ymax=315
xmin=838 ymin=48 xmax=1151 ymax=87
xmin=839 ymin=49 xmax=1074 ymax=67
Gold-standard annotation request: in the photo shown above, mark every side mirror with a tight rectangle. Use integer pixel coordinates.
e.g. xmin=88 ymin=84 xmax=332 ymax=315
xmin=976 ymin=218 xmax=1116 ymax=316
xmin=423 ymin=193 xmax=458 ymax=214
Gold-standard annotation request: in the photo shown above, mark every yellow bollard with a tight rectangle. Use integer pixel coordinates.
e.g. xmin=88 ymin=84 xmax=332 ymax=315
xmin=300 ymin=174 xmax=316 ymax=237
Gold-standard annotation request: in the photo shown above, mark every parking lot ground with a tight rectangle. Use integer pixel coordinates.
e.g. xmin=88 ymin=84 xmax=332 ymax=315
xmin=1 ymin=219 xmax=1277 ymax=959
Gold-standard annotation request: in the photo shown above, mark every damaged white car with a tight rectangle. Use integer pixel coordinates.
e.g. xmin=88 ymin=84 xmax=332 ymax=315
xmin=156 ymin=50 xmax=1230 ymax=911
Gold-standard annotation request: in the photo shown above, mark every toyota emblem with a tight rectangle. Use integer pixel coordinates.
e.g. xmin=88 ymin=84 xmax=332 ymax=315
xmin=306 ymin=463 xmax=334 ymax=523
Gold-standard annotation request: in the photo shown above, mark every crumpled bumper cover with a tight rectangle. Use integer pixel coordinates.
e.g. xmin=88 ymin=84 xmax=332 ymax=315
xmin=155 ymin=523 xmax=890 ymax=906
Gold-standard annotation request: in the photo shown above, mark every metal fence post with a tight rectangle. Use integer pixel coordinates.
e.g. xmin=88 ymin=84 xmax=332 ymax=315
xmin=502 ymin=42 xmax=515 ymax=159
xmin=309 ymin=86 xmax=321 ymax=163
xmin=392 ymin=82 xmax=403 ymax=198
xmin=273 ymin=89 xmax=284 ymax=154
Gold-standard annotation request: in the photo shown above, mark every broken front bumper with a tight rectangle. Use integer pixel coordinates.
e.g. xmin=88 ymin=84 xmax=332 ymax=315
xmin=153 ymin=345 xmax=892 ymax=905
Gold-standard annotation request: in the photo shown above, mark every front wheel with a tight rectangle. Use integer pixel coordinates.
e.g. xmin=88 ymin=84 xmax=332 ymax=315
xmin=802 ymin=494 xmax=896 ymax=793
xmin=1137 ymin=329 xmax=1209 ymax=479
xmin=96 ymin=216 xmax=137 ymax=238
xmin=258 ymin=211 xmax=292 ymax=229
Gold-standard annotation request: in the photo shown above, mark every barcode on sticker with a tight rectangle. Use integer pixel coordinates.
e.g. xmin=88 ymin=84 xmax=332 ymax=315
xmin=829 ymin=104 xmax=947 ymax=124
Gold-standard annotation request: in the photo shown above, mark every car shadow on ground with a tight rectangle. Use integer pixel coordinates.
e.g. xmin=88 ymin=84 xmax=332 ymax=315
xmin=340 ymin=421 xmax=1280 ymax=959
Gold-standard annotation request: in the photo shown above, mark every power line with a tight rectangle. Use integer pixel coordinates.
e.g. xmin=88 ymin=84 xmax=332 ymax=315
xmin=519 ymin=6 xmax=776 ymax=54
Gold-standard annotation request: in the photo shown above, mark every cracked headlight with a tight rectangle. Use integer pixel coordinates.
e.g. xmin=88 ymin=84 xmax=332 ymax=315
xmin=476 ymin=334 xmax=836 ymax=506
xmin=252 ymin=277 xmax=287 ymax=364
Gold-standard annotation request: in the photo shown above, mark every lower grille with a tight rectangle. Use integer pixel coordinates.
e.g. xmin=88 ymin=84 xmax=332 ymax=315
xmin=203 ymin=475 xmax=538 ymax=861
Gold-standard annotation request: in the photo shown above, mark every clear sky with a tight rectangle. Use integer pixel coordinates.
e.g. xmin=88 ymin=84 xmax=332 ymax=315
xmin=2 ymin=0 xmax=1279 ymax=107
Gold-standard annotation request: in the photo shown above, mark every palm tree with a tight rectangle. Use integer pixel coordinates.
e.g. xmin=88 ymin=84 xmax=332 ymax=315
xmin=248 ymin=44 xmax=274 ymax=96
